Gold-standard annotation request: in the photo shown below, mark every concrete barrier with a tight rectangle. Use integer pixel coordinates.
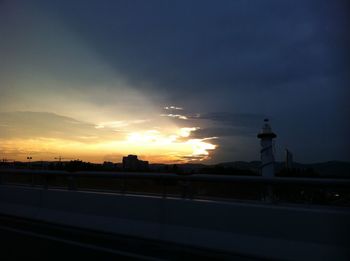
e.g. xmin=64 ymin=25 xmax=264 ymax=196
xmin=0 ymin=185 xmax=349 ymax=260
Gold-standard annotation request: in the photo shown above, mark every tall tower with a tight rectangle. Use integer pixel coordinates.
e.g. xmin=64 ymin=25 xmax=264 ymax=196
xmin=257 ymin=119 xmax=277 ymax=177
xmin=285 ymin=149 xmax=293 ymax=170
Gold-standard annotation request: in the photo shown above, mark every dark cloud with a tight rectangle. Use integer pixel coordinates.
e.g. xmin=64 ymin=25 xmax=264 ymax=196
xmin=191 ymin=127 xmax=255 ymax=139
xmin=0 ymin=0 xmax=349 ymax=162
xmin=41 ymin=0 xmax=349 ymax=95
xmin=160 ymin=109 xmax=263 ymax=126
xmin=192 ymin=112 xmax=264 ymax=127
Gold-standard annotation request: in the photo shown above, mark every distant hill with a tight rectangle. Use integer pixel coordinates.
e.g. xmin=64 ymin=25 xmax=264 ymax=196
xmin=3 ymin=159 xmax=349 ymax=178
xmin=149 ymin=163 xmax=206 ymax=173
xmin=217 ymin=160 xmax=350 ymax=178
xmin=160 ymin=160 xmax=350 ymax=178
xmin=217 ymin=161 xmax=261 ymax=172
xmin=304 ymin=161 xmax=350 ymax=178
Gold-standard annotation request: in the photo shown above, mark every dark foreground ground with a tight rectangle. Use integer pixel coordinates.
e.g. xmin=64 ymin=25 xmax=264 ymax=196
xmin=0 ymin=214 xmax=259 ymax=261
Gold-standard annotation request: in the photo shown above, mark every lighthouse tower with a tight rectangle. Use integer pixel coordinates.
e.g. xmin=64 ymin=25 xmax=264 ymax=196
xmin=257 ymin=119 xmax=277 ymax=178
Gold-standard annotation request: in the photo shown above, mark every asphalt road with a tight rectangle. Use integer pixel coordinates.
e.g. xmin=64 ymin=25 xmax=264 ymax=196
xmin=0 ymin=214 xmax=259 ymax=261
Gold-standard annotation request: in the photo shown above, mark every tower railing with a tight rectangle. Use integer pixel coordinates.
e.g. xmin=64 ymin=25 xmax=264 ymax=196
xmin=0 ymin=169 xmax=349 ymax=207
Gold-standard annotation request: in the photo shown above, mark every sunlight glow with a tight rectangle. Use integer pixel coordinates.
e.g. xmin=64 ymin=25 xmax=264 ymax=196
xmin=1 ymin=127 xmax=217 ymax=163
xmin=186 ymin=139 xmax=216 ymax=156
xmin=125 ymin=127 xmax=216 ymax=161
xmin=160 ymin=114 xmax=188 ymax=120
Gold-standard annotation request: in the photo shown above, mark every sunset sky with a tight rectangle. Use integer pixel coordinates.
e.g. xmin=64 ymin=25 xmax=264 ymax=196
xmin=0 ymin=0 xmax=349 ymax=163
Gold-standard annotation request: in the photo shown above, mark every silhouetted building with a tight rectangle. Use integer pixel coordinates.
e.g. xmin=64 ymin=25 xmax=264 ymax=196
xmin=122 ymin=155 xmax=149 ymax=171
xmin=103 ymin=161 xmax=115 ymax=168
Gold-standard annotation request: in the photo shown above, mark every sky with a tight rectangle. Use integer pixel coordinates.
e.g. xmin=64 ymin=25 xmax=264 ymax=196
xmin=0 ymin=0 xmax=349 ymax=164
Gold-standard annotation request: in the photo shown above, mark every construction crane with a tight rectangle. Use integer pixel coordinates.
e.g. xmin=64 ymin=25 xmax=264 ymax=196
xmin=54 ymin=156 xmax=73 ymax=162
xmin=1 ymin=158 xmax=14 ymax=163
